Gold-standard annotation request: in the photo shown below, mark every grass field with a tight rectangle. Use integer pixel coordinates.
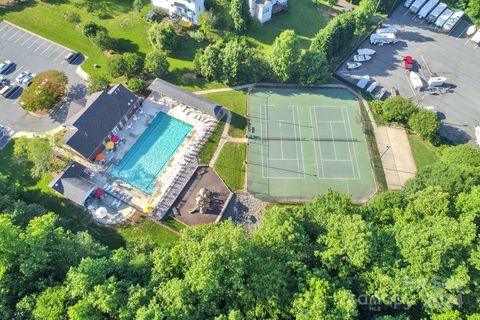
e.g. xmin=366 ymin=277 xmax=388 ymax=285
xmin=408 ymin=134 xmax=439 ymax=170
xmin=214 ymin=142 xmax=246 ymax=191
xmin=197 ymin=121 xmax=225 ymax=164
xmin=0 ymin=0 xmax=332 ymax=90
xmin=117 ymin=216 xmax=181 ymax=245
xmin=203 ymin=90 xmax=247 ymax=137
xmin=0 ymin=140 xmax=179 ymax=248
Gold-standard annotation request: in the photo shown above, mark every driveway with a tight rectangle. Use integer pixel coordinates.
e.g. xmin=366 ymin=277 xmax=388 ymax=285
xmin=336 ymin=7 xmax=480 ymax=144
xmin=0 ymin=21 xmax=87 ymax=133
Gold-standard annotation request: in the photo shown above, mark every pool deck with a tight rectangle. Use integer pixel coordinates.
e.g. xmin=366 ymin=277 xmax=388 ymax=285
xmin=79 ymin=92 xmax=218 ymax=224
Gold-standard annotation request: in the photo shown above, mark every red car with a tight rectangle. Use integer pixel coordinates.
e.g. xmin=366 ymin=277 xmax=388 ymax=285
xmin=404 ymin=56 xmax=414 ymax=71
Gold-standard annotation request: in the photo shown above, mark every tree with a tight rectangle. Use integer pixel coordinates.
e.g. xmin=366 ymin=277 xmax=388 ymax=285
xmin=93 ymin=30 xmax=115 ymax=51
xmin=379 ymin=96 xmax=416 ymax=123
xmin=148 ymin=22 xmax=177 ymax=52
xmin=221 ymin=38 xmax=258 ymax=85
xmin=32 ymin=287 xmax=68 ymax=320
xmin=198 ymin=10 xmax=219 ymax=40
xmin=230 ymin=0 xmax=248 ymax=32
xmin=133 ymin=0 xmax=147 ymax=12
xmin=440 ymin=144 xmax=480 ymax=168
xmin=122 ymin=52 xmax=144 ymax=78
xmin=145 ymin=50 xmax=169 ymax=77
xmin=408 ymin=109 xmax=440 ymax=142
xmin=13 ymin=137 xmax=56 ymax=178
xmin=87 ymin=75 xmax=110 ymax=94
xmin=127 ymin=78 xmax=147 ymax=94
xmin=269 ymin=30 xmax=301 ymax=82
xmin=298 ymin=50 xmax=330 ymax=84
xmin=81 ymin=21 xmax=105 ymax=38
xmin=194 ymin=42 xmax=223 ymax=81
xmin=107 ymin=54 xmax=126 ymax=78
xmin=19 ymin=70 xmax=68 ymax=112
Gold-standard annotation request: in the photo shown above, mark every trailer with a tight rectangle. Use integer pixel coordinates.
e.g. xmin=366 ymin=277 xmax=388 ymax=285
xmin=409 ymin=71 xmax=423 ymax=90
xmin=418 ymin=0 xmax=439 ymax=19
xmin=370 ymin=33 xmax=397 ymax=45
xmin=376 ymin=27 xmax=398 ymax=34
xmin=427 ymin=2 xmax=447 ymax=22
xmin=435 ymin=8 xmax=453 ymax=28
xmin=404 ymin=0 xmax=415 ymax=8
xmin=428 ymin=76 xmax=447 ymax=86
xmin=403 ymin=56 xmax=414 ymax=70
xmin=442 ymin=10 xmax=464 ymax=32
xmin=410 ymin=0 xmax=428 ymax=14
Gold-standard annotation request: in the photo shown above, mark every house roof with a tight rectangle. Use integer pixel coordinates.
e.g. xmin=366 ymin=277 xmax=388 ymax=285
xmin=50 ymin=161 xmax=96 ymax=206
xmin=65 ymin=84 xmax=140 ymax=159
xmin=148 ymin=78 xmax=227 ymax=120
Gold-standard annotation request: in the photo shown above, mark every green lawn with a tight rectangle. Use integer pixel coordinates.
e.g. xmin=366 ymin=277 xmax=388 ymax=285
xmin=203 ymin=90 xmax=247 ymax=137
xmin=116 ymin=216 xmax=180 ymax=245
xmin=214 ymin=142 xmax=246 ymax=191
xmin=197 ymin=121 xmax=225 ymax=164
xmin=246 ymin=0 xmax=330 ymax=51
xmin=0 ymin=140 xmax=179 ymax=248
xmin=408 ymin=134 xmax=440 ymax=170
xmin=162 ymin=216 xmax=187 ymax=232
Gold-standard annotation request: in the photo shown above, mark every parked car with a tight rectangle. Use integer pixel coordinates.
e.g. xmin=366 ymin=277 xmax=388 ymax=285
xmin=15 ymin=71 xmax=29 ymax=84
xmin=22 ymin=72 xmax=36 ymax=86
xmin=2 ymin=84 xmax=19 ymax=98
xmin=404 ymin=56 xmax=414 ymax=71
xmin=0 ymin=61 xmax=15 ymax=74
xmin=64 ymin=52 xmax=80 ymax=64
xmin=0 ymin=76 xmax=8 ymax=89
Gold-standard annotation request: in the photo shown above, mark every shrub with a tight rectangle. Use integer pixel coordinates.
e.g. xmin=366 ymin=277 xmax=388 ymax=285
xmin=87 ymin=75 xmax=110 ymax=94
xmin=19 ymin=70 xmax=68 ymax=113
xmin=81 ymin=21 xmax=106 ymax=38
xmin=298 ymin=50 xmax=330 ymax=84
xmin=107 ymin=53 xmax=144 ymax=78
xmin=63 ymin=11 xmax=81 ymax=24
xmin=107 ymin=54 xmax=126 ymax=78
xmin=408 ymin=109 xmax=440 ymax=142
xmin=379 ymin=96 xmax=416 ymax=123
xmin=127 ymin=78 xmax=147 ymax=94
xmin=13 ymin=137 xmax=57 ymax=179
xmin=145 ymin=50 xmax=169 ymax=77
xmin=148 ymin=22 xmax=177 ymax=52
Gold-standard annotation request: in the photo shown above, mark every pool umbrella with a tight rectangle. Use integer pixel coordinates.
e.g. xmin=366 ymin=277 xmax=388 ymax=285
xmin=95 ymin=207 xmax=108 ymax=219
xmin=95 ymin=153 xmax=104 ymax=161
xmin=111 ymin=135 xmax=120 ymax=143
xmin=144 ymin=204 xmax=153 ymax=214
xmin=94 ymin=188 xmax=105 ymax=198
xmin=105 ymin=141 xmax=114 ymax=150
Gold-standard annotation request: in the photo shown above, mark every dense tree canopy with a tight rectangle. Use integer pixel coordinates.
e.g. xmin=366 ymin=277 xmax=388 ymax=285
xmin=148 ymin=22 xmax=177 ymax=52
xmin=2 ymin=143 xmax=480 ymax=319
xmin=408 ymin=109 xmax=440 ymax=142
xmin=269 ymin=30 xmax=301 ymax=82
xmin=377 ymin=96 xmax=416 ymax=123
xmin=297 ymin=50 xmax=330 ymax=85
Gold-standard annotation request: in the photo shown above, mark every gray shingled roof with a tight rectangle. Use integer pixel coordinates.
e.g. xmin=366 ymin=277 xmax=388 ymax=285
xmin=148 ymin=78 xmax=227 ymax=120
xmin=65 ymin=84 xmax=140 ymax=159
xmin=50 ymin=162 xmax=96 ymax=206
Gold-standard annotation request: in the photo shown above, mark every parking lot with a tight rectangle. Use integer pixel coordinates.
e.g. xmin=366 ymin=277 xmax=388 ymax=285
xmin=0 ymin=21 xmax=87 ymax=132
xmin=336 ymin=6 xmax=480 ymax=143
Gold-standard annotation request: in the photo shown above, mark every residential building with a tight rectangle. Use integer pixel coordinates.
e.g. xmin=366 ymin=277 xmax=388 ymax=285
xmin=151 ymin=0 xmax=205 ymax=25
xmin=249 ymin=0 xmax=288 ymax=23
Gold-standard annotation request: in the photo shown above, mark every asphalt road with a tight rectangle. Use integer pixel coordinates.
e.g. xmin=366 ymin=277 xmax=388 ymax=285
xmin=336 ymin=6 xmax=480 ymax=144
xmin=0 ymin=21 xmax=87 ymax=133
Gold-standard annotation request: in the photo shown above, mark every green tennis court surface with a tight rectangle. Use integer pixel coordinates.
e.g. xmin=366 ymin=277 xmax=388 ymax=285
xmin=247 ymin=87 xmax=376 ymax=202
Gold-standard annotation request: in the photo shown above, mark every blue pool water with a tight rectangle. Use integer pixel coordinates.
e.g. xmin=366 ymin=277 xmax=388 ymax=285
xmin=107 ymin=112 xmax=192 ymax=194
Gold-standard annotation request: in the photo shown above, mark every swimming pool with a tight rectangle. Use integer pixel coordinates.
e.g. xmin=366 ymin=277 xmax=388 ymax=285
xmin=107 ymin=112 xmax=192 ymax=194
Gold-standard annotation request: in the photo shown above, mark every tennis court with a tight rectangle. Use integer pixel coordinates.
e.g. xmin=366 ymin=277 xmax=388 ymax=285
xmin=247 ymin=87 xmax=376 ymax=202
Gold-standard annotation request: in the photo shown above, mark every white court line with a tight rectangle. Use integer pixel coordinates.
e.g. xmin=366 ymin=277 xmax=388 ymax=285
xmin=278 ymin=121 xmax=285 ymax=159
xmin=316 ymin=120 xmax=344 ymax=123
xmin=292 ymin=105 xmax=305 ymax=179
xmin=311 ymin=107 xmax=324 ymax=178
xmin=7 ymin=30 xmax=20 ymax=40
xmin=21 ymin=34 xmax=33 ymax=46
xmin=260 ymin=105 xmax=267 ymax=178
xmin=328 ymin=122 xmax=338 ymax=160
xmin=289 ymin=105 xmax=301 ymax=178
xmin=344 ymin=107 xmax=361 ymax=179
xmin=14 ymin=32 xmax=26 ymax=43
xmin=269 ymin=158 xmax=298 ymax=161
xmin=41 ymin=43 xmax=53 ymax=55
xmin=341 ymin=108 xmax=357 ymax=178
xmin=27 ymin=38 xmax=39 ymax=48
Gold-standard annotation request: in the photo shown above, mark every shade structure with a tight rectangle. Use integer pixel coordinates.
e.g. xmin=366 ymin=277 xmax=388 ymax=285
xmin=105 ymin=141 xmax=114 ymax=149
xmin=95 ymin=153 xmax=104 ymax=161
xmin=111 ymin=135 xmax=120 ymax=143
xmin=94 ymin=188 xmax=105 ymax=198
xmin=95 ymin=207 xmax=108 ymax=219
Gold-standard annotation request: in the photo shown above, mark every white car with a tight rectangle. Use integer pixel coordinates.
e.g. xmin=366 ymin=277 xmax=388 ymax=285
xmin=15 ymin=71 xmax=29 ymax=84
xmin=22 ymin=72 xmax=36 ymax=86
xmin=0 ymin=60 xmax=15 ymax=74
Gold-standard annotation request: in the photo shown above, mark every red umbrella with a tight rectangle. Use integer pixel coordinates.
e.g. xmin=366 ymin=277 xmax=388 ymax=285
xmin=95 ymin=153 xmax=104 ymax=161
xmin=111 ymin=135 xmax=120 ymax=143
xmin=94 ymin=188 xmax=105 ymax=198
